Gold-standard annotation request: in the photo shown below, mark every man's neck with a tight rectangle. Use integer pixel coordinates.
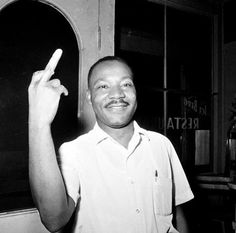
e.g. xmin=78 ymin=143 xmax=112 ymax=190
xmin=99 ymin=122 xmax=134 ymax=149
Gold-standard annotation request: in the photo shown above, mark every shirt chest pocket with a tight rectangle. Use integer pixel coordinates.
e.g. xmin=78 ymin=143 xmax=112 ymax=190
xmin=153 ymin=177 xmax=172 ymax=216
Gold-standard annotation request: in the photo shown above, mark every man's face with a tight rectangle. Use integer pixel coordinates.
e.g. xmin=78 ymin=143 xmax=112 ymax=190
xmin=87 ymin=60 xmax=137 ymax=130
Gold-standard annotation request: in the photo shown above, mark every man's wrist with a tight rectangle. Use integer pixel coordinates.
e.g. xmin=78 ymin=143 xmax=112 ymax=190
xmin=28 ymin=118 xmax=51 ymax=131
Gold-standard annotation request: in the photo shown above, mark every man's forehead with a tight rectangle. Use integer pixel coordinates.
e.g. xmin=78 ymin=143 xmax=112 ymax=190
xmin=96 ymin=59 xmax=126 ymax=69
xmin=93 ymin=60 xmax=132 ymax=76
xmin=88 ymin=59 xmax=134 ymax=89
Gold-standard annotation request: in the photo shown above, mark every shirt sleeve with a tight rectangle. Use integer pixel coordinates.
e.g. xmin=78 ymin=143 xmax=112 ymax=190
xmin=59 ymin=142 xmax=80 ymax=205
xmin=167 ymin=140 xmax=194 ymax=206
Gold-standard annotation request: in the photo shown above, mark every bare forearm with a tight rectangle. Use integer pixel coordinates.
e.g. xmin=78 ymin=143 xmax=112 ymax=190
xmin=29 ymin=124 xmax=71 ymax=230
xmin=175 ymin=205 xmax=189 ymax=233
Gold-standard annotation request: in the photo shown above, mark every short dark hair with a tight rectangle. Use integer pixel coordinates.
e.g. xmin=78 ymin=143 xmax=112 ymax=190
xmin=87 ymin=56 xmax=132 ymax=87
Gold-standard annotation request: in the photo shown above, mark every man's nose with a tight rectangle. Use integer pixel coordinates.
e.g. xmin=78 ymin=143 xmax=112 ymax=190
xmin=108 ymin=86 xmax=125 ymax=99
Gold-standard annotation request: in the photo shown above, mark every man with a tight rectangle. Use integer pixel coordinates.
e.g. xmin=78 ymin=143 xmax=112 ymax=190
xmin=28 ymin=49 xmax=194 ymax=233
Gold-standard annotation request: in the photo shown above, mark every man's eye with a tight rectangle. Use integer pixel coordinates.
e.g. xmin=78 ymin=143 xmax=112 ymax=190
xmin=123 ymin=82 xmax=133 ymax=87
xmin=97 ymin=85 xmax=108 ymax=89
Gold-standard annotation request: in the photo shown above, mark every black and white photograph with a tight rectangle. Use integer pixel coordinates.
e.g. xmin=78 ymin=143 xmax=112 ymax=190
xmin=0 ymin=0 xmax=236 ymax=233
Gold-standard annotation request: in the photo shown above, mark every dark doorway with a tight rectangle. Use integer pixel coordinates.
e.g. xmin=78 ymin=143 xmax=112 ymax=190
xmin=0 ymin=0 xmax=79 ymax=212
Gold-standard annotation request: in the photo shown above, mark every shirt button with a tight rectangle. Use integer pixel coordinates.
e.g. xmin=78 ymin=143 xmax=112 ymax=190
xmin=128 ymin=177 xmax=135 ymax=184
xmin=136 ymin=208 xmax=140 ymax=213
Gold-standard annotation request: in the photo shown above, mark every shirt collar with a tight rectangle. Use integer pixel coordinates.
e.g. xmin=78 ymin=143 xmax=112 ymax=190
xmin=91 ymin=122 xmax=110 ymax=144
xmin=133 ymin=121 xmax=150 ymax=141
xmin=90 ymin=121 xmax=150 ymax=145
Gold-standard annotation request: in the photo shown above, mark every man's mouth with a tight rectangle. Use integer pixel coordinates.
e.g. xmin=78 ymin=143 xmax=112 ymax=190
xmin=105 ymin=100 xmax=129 ymax=108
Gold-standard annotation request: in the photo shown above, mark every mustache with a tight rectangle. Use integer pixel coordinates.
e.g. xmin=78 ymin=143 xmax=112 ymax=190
xmin=105 ymin=99 xmax=129 ymax=108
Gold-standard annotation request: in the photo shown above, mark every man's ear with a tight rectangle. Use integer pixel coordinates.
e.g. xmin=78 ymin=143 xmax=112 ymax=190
xmin=86 ymin=89 xmax=92 ymax=105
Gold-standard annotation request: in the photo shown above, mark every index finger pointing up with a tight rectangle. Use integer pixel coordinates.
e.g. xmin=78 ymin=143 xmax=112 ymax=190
xmin=41 ymin=49 xmax=63 ymax=82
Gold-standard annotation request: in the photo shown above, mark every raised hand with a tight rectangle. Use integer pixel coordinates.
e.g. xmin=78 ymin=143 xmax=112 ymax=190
xmin=28 ymin=49 xmax=68 ymax=127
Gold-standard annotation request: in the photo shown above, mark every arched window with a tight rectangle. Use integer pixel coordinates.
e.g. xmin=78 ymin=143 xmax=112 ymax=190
xmin=0 ymin=0 xmax=79 ymax=211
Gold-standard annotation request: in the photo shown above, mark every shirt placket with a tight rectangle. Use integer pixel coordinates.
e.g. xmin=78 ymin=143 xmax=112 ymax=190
xmin=125 ymin=144 xmax=146 ymax=233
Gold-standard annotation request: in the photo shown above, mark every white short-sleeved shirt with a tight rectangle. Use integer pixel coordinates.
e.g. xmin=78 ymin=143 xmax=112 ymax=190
xmin=59 ymin=121 xmax=194 ymax=233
